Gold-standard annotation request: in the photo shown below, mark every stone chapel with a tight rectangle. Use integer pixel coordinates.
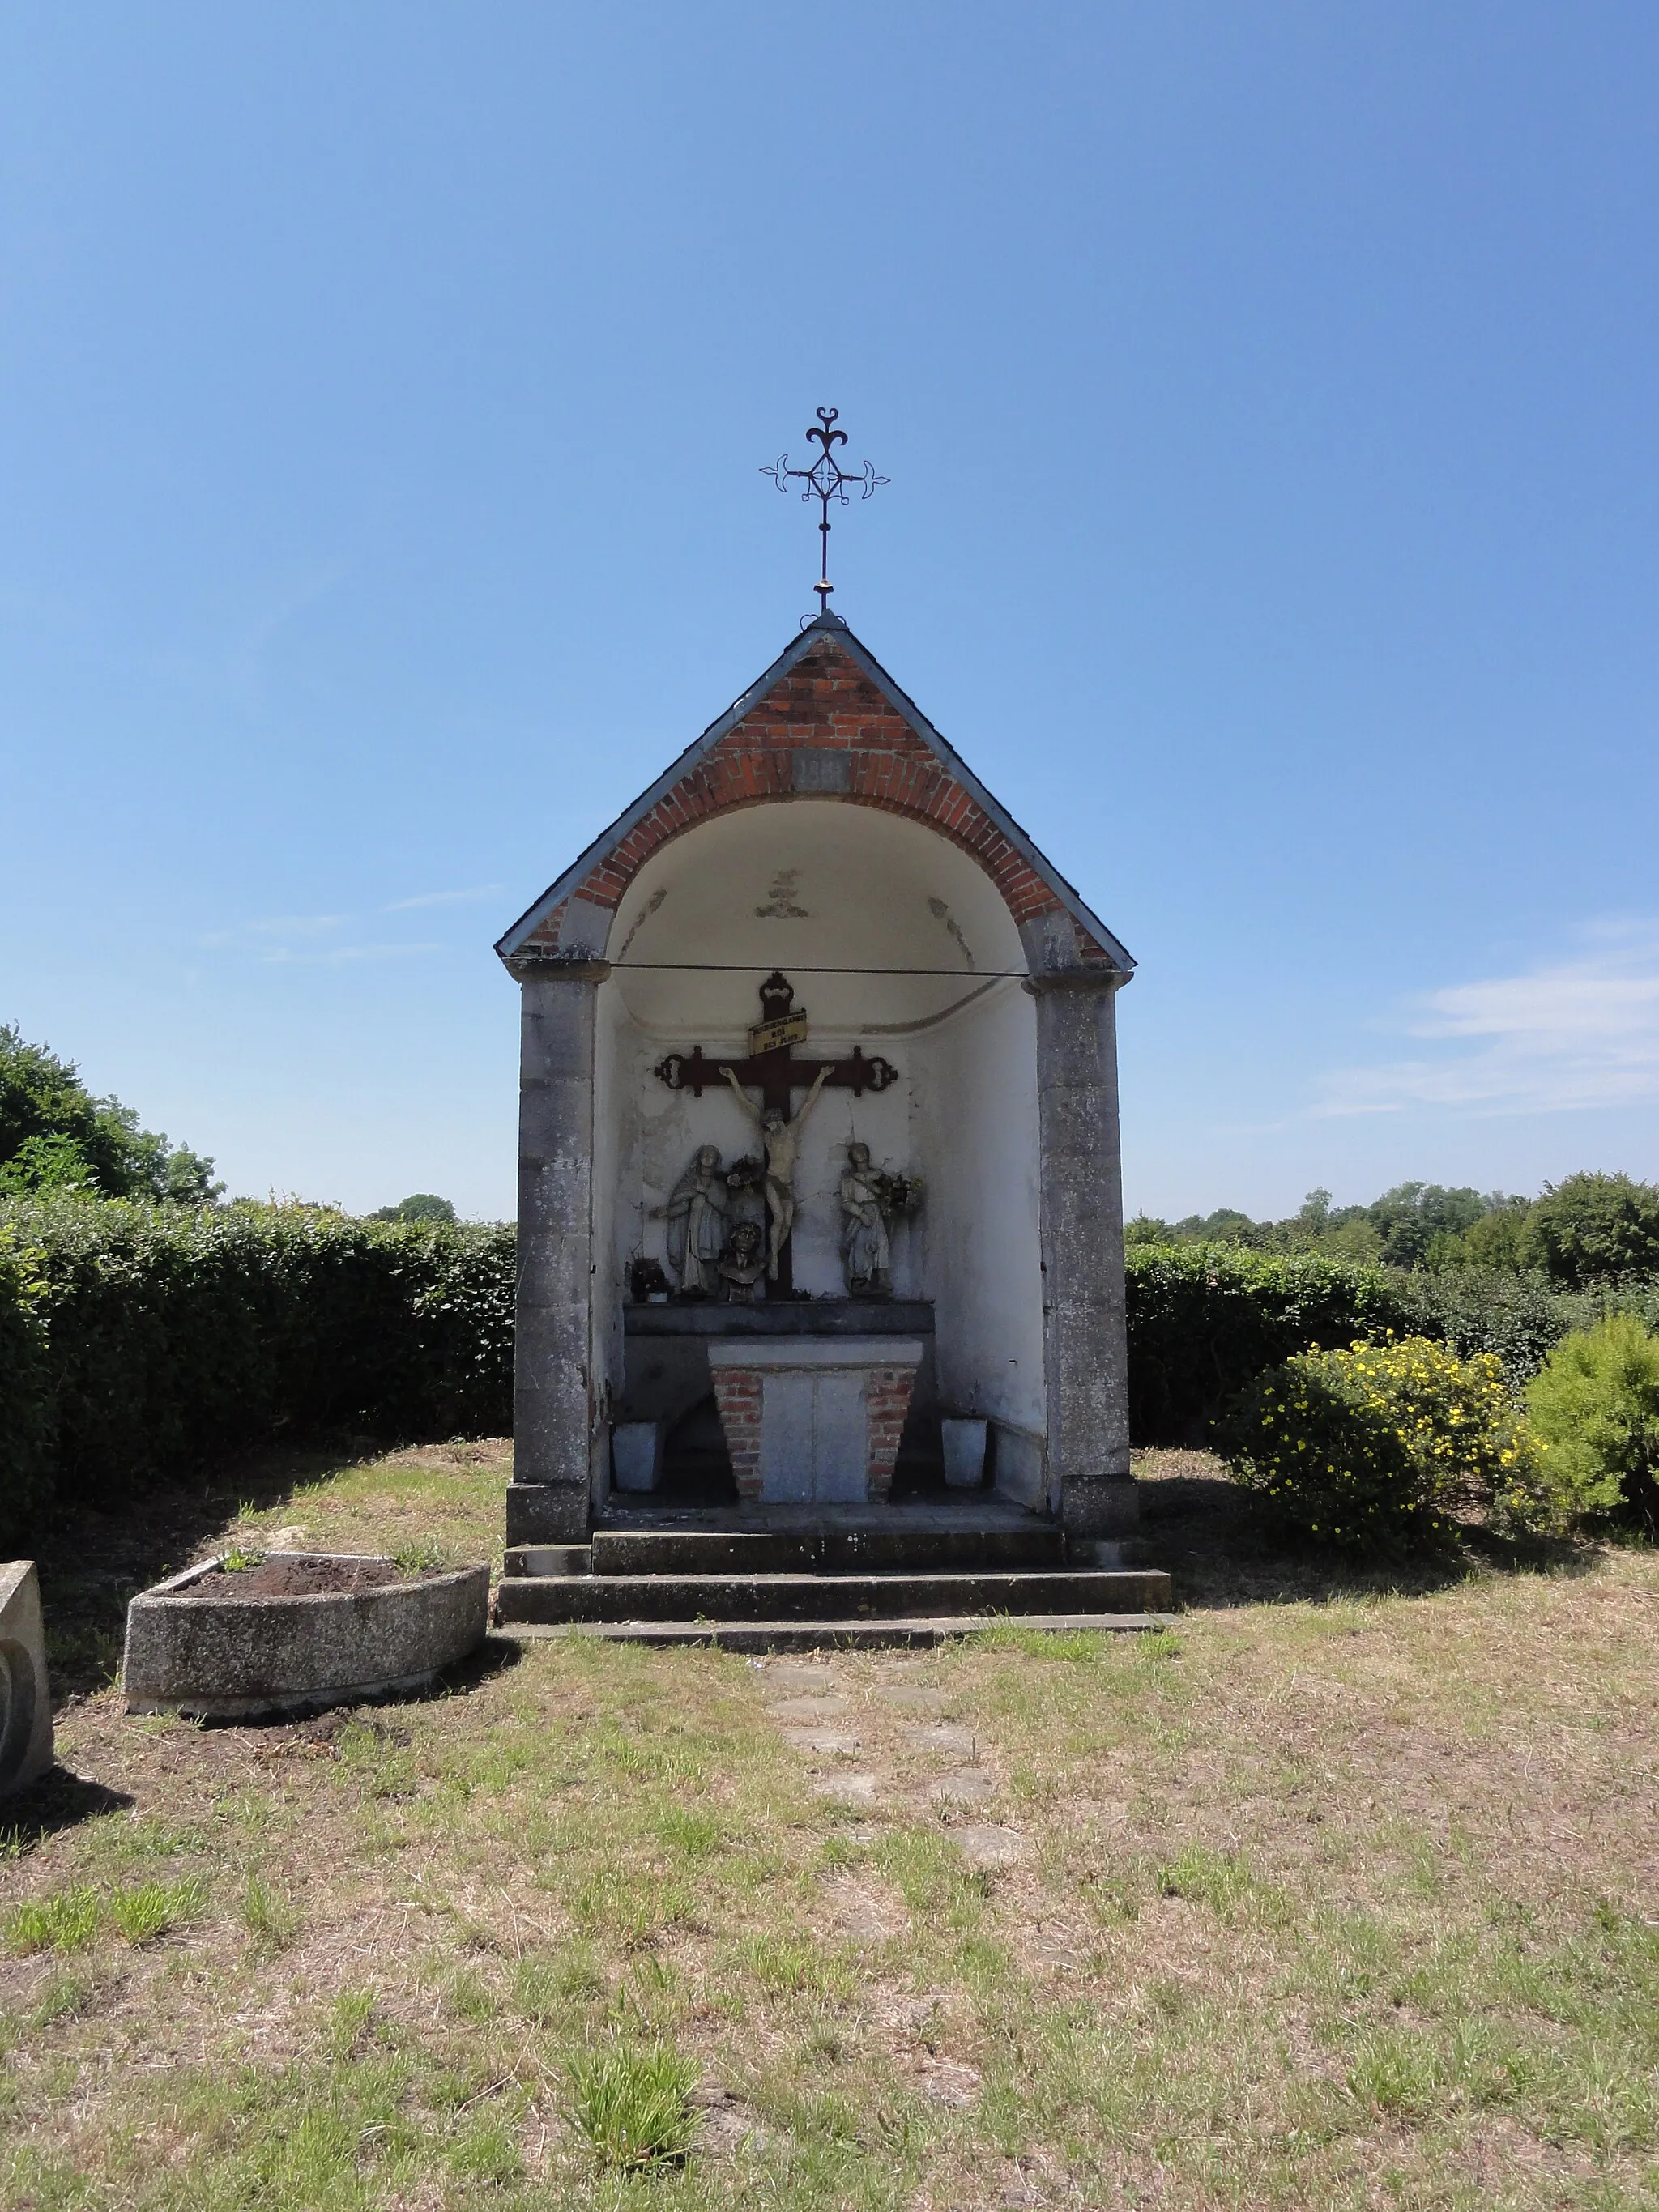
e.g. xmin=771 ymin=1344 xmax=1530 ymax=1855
xmin=491 ymin=608 xmax=1145 ymax=1620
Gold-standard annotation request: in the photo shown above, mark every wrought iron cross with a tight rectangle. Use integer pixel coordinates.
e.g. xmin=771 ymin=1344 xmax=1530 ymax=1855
xmin=761 ymin=408 xmax=889 ymax=612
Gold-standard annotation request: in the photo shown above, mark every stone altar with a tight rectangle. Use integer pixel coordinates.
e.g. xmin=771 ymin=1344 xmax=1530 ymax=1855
xmin=621 ymin=1298 xmax=934 ymax=1503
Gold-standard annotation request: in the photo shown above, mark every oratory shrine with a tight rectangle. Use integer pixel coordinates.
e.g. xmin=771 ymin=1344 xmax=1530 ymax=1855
xmin=493 ymin=415 xmax=1164 ymax=1635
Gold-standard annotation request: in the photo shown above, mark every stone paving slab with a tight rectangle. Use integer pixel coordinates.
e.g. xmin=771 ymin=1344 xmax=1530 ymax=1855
xmin=914 ymin=1766 xmax=997 ymax=1805
xmin=902 ymin=1721 xmax=979 ymax=1757
xmin=780 ymin=1728 xmax=864 ymax=1756
xmin=873 ymin=1682 xmax=951 ymax=1711
xmin=949 ymin=1823 xmax=1026 ymax=1868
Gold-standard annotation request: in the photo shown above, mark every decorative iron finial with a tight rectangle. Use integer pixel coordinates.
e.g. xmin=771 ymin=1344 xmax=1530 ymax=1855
xmin=761 ymin=408 xmax=889 ymax=612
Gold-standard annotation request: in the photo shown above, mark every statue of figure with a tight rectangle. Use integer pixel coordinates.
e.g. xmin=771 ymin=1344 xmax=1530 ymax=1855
xmin=664 ymin=1144 xmax=729 ymax=1297
xmin=718 ymin=1217 xmax=766 ymax=1302
xmin=839 ymin=1140 xmax=893 ymax=1296
xmin=719 ymin=1063 xmax=831 ymax=1281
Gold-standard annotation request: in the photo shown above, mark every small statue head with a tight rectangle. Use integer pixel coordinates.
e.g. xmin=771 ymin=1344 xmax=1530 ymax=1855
xmin=729 ymin=1220 xmax=761 ymax=1259
xmin=695 ymin=1144 xmax=721 ymax=1174
xmin=847 ymin=1140 xmax=872 ymax=1169
xmin=761 ymin=1106 xmax=785 ymax=1132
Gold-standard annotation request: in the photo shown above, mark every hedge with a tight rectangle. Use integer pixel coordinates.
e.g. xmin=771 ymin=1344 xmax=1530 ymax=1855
xmin=1395 ymin=1266 xmax=1659 ymax=1382
xmin=5 ymin=1202 xmax=1650 ymax=1549
xmin=1123 ymin=1243 xmax=1414 ymax=1444
xmin=0 ymin=1198 xmax=514 ymax=1550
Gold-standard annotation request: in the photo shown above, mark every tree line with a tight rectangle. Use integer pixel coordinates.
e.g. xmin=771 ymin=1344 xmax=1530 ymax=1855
xmin=1128 ymin=1174 xmax=1659 ymax=1290
xmin=7 ymin=1020 xmax=1657 ymax=1295
xmin=1 ymin=1024 xmax=457 ymax=1222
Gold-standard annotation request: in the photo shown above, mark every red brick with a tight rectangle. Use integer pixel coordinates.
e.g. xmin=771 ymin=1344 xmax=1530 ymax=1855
xmin=533 ymin=637 xmax=1082 ymax=949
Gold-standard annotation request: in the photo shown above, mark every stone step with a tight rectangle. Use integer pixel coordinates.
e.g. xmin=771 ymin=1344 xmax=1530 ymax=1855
xmin=493 ymin=1613 xmax=1172 ymax=1652
xmin=582 ymin=1524 xmax=1068 ymax=1577
xmin=493 ymin=1566 xmax=1171 ymax=1626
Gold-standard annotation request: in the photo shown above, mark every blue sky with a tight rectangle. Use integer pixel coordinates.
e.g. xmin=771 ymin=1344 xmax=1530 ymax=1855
xmin=2 ymin=2 xmax=1655 ymax=1221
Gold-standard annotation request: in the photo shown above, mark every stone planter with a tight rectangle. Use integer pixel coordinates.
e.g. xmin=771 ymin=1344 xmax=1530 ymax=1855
xmin=122 ymin=1553 xmax=490 ymax=1720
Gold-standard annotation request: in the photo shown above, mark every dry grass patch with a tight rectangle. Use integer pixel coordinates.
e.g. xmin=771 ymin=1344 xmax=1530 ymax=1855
xmin=0 ymin=1443 xmax=1655 ymax=2207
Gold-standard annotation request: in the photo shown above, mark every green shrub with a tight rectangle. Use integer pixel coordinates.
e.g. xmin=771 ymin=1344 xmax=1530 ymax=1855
xmin=0 ymin=1224 xmax=54 ymax=1537
xmin=1125 ymin=1245 xmax=1414 ymax=1443
xmin=1126 ymin=1242 xmax=1659 ymax=1443
xmin=1390 ymin=1267 xmax=1595 ymax=1383
xmin=1525 ymin=1315 xmax=1659 ymax=1527
xmin=1218 ymin=1336 xmax=1542 ymax=1555
xmin=0 ymin=1196 xmax=514 ymax=1549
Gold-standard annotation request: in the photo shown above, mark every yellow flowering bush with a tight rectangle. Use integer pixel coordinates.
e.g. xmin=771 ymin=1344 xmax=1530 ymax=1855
xmin=1217 ymin=1335 xmax=1544 ymax=1555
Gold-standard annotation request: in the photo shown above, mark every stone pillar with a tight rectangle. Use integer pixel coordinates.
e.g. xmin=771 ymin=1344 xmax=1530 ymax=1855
xmin=505 ymin=957 xmax=607 ymax=1545
xmin=1028 ymin=970 xmax=1137 ymax=1536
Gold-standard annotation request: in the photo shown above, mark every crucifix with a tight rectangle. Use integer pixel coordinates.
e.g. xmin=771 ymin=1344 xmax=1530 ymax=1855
xmin=654 ymin=971 xmax=898 ymax=1296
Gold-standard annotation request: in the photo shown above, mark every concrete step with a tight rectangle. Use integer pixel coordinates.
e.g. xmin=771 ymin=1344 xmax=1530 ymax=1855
xmin=493 ymin=1566 xmax=1171 ymax=1626
xmin=493 ymin=1613 xmax=1171 ymax=1652
xmin=582 ymin=1524 xmax=1068 ymax=1577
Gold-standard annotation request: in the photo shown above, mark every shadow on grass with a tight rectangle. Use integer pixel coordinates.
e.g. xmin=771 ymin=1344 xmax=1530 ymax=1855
xmin=2 ymin=1766 xmax=136 ymax=1852
xmin=1136 ymin=1455 xmax=1608 ymax=1610
xmin=29 ymin=1436 xmax=486 ymax=1702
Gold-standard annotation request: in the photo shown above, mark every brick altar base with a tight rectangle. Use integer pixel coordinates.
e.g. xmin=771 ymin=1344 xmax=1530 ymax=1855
xmin=706 ymin=1337 xmax=924 ymax=1505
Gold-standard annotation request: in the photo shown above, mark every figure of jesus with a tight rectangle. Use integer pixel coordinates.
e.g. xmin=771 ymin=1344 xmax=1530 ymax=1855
xmin=719 ymin=1061 xmax=831 ymax=1280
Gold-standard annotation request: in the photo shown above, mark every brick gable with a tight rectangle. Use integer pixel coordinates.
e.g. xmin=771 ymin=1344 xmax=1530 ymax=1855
xmin=524 ymin=638 xmax=1112 ymax=959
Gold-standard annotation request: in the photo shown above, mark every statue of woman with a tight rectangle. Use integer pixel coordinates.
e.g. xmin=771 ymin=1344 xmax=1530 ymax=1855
xmin=839 ymin=1141 xmax=893 ymax=1296
xmin=664 ymin=1144 xmax=729 ymax=1297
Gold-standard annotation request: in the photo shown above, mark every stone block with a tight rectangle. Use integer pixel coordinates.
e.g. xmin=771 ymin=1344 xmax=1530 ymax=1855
xmin=1060 ymin=1474 xmax=1141 ymax=1537
xmin=502 ymin=1545 xmax=592 ymax=1579
xmin=505 ymin=1482 xmax=591 ymax=1545
xmin=0 ymin=1562 xmax=53 ymax=1797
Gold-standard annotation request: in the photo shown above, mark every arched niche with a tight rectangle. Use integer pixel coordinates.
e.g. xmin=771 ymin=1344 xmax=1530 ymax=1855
xmin=591 ymin=798 xmax=1046 ymax=1463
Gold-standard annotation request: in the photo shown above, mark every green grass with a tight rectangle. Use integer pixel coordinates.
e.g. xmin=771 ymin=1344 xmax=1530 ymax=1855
xmin=6 ymin=1887 xmax=100 ymax=1955
xmin=2 ymin=1440 xmax=1657 ymax=2209
xmin=237 ymin=1873 xmax=301 ymax=1953
xmin=565 ymin=2038 xmax=701 ymax=2172
xmin=107 ymin=1877 xmax=206 ymax=1946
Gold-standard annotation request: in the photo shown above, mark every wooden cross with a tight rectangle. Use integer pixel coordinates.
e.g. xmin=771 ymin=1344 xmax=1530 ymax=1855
xmin=653 ymin=971 xmax=898 ymax=1296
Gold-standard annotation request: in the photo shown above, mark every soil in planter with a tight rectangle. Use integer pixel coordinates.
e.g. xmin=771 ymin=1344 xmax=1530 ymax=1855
xmin=183 ymin=1558 xmax=425 ymax=1600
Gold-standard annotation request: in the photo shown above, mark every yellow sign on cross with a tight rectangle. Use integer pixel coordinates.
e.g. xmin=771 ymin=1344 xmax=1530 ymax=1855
xmin=748 ymin=1011 xmax=809 ymax=1057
